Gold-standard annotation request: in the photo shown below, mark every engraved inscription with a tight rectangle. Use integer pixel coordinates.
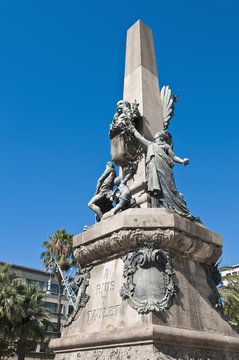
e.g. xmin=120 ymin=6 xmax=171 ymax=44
xmin=96 ymin=281 xmax=115 ymax=295
xmin=104 ymin=268 xmax=109 ymax=280
xmin=86 ymin=265 xmax=122 ymax=324
xmin=87 ymin=305 xmax=120 ymax=321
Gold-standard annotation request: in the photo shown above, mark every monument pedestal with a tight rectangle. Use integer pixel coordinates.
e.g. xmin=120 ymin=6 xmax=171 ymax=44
xmin=50 ymin=209 xmax=239 ymax=359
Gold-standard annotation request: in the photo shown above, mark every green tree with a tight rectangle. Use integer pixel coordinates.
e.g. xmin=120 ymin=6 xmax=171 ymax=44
xmin=14 ymin=285 xmax=51 ymax=360
xmin=0 ymin=264 xmax=24 ymax=359
xmin=0 ymin=264 xmax=51 ymax=360
xmin=0 ymin=335 xmax=16 ymax=360
xmin=218 ymin=266 xmax=239 ymax=332
xmin=40 ymin=228 xmax=75 ymax=336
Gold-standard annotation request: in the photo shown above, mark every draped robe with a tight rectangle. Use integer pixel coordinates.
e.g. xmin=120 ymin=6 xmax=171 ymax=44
xmin=145 ymin=142 xmax=190 ymax=216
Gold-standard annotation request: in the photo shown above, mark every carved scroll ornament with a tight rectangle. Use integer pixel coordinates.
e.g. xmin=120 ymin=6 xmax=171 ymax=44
xmin=64 ymin=266 xmax=91 ymax=326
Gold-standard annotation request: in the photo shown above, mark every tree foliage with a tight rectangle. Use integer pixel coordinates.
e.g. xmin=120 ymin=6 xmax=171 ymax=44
xmin=218 ymin=265 xmax=239 ymax=332
xmin=0 ymin=264 xmax=24 ymax=359
xmin=14 ymin=285 xmax=51 ymax=360
xmin=41 ymin=228 xmax=75 ymax=275
xmin=0 ymin=264 xmax=50 ymax=360
xmin=40 ymin=228 xmax=75 ymax=335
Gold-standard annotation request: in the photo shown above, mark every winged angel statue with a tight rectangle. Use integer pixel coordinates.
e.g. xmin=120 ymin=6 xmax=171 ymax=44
xmin=110 ymin=87 xmax=195 ymax=219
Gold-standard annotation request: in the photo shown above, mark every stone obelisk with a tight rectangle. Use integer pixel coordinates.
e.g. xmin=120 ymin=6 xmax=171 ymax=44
xmin=50 ymin=21 xmax=239 ymax=360
xmin=124 ymin=20 xmax=163 ymax=138
xmin=123 ymin=20 xmax=164 ymax=207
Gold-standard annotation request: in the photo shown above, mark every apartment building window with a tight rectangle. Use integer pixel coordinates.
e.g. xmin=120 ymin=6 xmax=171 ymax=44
xmin=51 ymin=284 xmax=59 ymax=294
xmin=45 ymin=323 xmax=58 ymax=333
xmin=38 ymin=281 xmax=44 ymax=291
xmin=48 ymin=283 xmax=64 ymax=294
xmin=225 ymin=271 xmax=239 ymax=276
xmin=68 ymin=305 xmax=74 ymax=315
xmin=27 ymin=279 xmax=44 ymax=292
xmin=45 ymin=302 xmax=63 ymax=314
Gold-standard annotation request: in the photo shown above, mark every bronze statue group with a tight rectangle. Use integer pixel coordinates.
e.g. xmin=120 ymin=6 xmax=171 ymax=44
xmin=89 ymin=88 xmax=198 ymax=222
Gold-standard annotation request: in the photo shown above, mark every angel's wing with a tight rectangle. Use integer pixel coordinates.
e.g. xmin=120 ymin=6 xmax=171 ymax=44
xmin=161 ymin=85 xmax=177 ymax=130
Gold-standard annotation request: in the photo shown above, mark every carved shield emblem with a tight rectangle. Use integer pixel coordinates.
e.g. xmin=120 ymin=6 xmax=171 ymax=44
xmin=120 ymin=240 xmax=176 ymax=313
xmin=110 ymin=135 xmax=140 ymax=168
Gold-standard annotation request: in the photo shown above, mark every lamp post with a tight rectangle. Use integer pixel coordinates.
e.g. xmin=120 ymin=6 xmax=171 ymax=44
xmin=46 ymin=274 xmax=52 ymax=295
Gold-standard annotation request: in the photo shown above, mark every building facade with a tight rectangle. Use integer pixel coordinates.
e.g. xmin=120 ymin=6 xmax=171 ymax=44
xmin=221 ymin=264 xmax=239 ymax=278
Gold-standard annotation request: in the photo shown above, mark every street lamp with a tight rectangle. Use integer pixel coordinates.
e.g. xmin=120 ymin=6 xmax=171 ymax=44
xmin=46 ymin=274 xmax=52 ymax=295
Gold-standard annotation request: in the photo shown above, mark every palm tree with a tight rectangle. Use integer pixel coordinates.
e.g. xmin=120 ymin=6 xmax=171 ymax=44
xmin=13 ymin=284 xmax=51 ymax=360
xmin=0 ymin=264 xmax=24 ymax=359
xmin=40 ymin=228 xmax=75 ymax=336
xmin=0 ymin=264 xmax=51 ymax=360
xmin=218 ymin=265 xmax=239 ymax=332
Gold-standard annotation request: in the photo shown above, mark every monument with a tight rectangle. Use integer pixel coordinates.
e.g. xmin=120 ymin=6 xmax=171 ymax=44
xmin=50 ymin=20 xmax=239 ymax=359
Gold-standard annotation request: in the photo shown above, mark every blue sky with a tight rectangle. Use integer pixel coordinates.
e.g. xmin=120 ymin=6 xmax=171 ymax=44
xmin=0 ymin=0 xmax=238 ymax=269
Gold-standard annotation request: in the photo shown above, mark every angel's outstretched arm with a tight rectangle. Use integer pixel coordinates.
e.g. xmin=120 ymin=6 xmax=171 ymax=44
xmin=132 ymin=127 xmax=151 ymax=149
xmin=168 ymin=147 xmax=189 ymax=166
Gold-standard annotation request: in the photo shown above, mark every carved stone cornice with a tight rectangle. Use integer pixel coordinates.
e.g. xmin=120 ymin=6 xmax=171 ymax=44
xmin=50 ymin=324 xmax=239 ymax=354
xmin=74 ymin=228 xmax=222 ymax=267
xmin=74 ymin=209 xmax=222 ymax=248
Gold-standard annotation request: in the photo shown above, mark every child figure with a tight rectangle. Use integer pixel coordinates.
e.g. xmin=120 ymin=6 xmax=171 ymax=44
xmin=112 ymin=163 xmax=138 ymax=215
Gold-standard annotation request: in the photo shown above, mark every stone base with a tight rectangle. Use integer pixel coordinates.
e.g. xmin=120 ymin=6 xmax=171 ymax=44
xmin=50 ymin=208 xmax=239 ymax=359
xmin=54 ymin=343 xmax=239 ymax=360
